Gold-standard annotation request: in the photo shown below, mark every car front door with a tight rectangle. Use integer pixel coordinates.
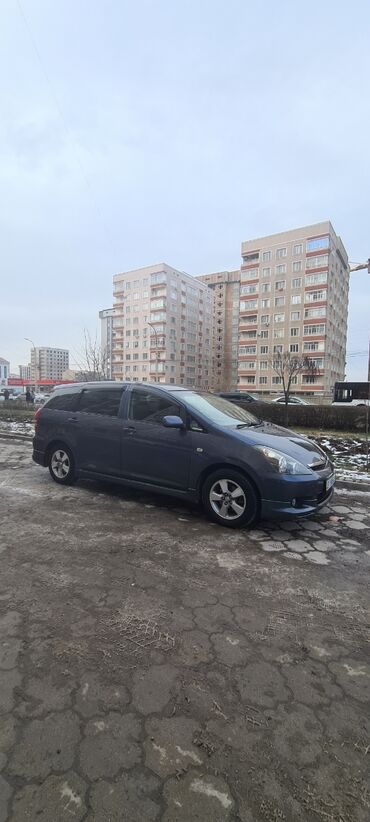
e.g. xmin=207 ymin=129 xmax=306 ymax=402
xmin=121 ymin=386 xmax=192 ymax=489
xmin=73 ymin=385 xmax=126 ymax=476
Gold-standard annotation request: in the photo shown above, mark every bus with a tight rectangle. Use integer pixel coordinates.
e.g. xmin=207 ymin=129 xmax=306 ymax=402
xmin=332 ymin=381 xmax=370 ymax=406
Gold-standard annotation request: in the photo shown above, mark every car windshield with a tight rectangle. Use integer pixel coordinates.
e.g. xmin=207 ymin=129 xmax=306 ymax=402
xmin=182 ymin=392 xmax=259 ymax=427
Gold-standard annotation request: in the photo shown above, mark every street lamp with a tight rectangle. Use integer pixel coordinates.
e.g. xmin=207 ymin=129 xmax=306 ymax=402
xmin=25 ymin=337 xmax=38 ymax=396
xmin=147 ymin=322 xmax=160 ymax=382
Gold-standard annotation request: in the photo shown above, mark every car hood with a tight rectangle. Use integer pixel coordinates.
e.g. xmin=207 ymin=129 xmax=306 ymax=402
xmin=230 ymin=420 xmax=329 ymax=469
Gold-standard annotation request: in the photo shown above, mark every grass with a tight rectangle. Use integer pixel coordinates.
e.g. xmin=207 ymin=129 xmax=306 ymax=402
xmin=0 ymin=405 xmax=35 ymax=423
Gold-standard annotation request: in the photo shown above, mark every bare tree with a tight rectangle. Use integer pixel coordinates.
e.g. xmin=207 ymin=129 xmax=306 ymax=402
xmin=269 ymin=351 xmax=317 ymax=423
xmin=73 ymin=330 xmax=110 ymax=381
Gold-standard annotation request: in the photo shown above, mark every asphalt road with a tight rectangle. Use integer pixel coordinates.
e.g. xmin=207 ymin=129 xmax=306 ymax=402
xmin=0 ymin=440 xmax=369 ymax=822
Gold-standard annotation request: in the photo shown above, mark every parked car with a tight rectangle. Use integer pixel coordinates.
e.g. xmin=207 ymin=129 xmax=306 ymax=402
xmin=272 ymin=396 xmax=311 ymax=405
xmin=217 ymin=391 xmax=267 ymax=404
xmin=33 ymin=382 xmax=334 ymax=528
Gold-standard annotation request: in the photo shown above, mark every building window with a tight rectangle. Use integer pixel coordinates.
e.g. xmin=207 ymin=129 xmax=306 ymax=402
xmin=273 ymin=328 xmax=284 ymax=338
xmin=275 ymin=280 xmax=286 ymax=290
xmin=290 ymin=311 xmax=300 ymax=321
xmin=290 ymin=343 xmax=299 ymax=353
xmin=276 ymin=247 xmax=287 ymax=258
xmin=240 ymin=299 xmax=258 ymax=310
xmin=275 ymin=265 xmax=286 ymax=275
xmin=262 ymin=251 xmax=271 ymax=262
xmin=259 ymin=376 xmax=268 ymax=384
xmin=274 ymin=296 xmax=285 ymax=307
xmin=261 ymin=282 xmax=271 ymax=293
xmin=305 ymin=289 xmax=327 ymax=303
xmin=241 ymin=284 xmax=258 ymax=295
xmin=305 ymin=272 xmax=328 ymax=286
xmin=241 ymin=267 xmax=259 ymax=281
xmin=239 ymin=345 xmax=257 ymax=355
xmin=261 ymin=267 xmax=271 ymax=278
xmin=306 ymin=254 xmax=329 ymax=270
xmin=261 ymin=299 xmax=270 ymax=308
xmin=306 ymin=236 xmax=330 ymax=252
xmin=290 ymin=327 xmax=299 ymax=337
xmin=242 ymin=252 xmax=259 ymax=263
xmin=260 ymin=314 xmax=270 ymax=324
xmin=291 ymin=294 xmax=301 ymax=305
xmin=304 ymin=307 xmax=326 ymax=319
xmin=302 ymin=374 xmax=317 ymax=384
xmin=291 ymin=278 xmax=302 ymax=289
xmin=292 ymin=261 xmax=302 ymax=272
xmin=259 ymin=361 xmax=268 ymax=370
xmin=293 ymin=243 xmax=303 ymax=255
xmin=274 ymin=313 xmax=285 ymax=323
xmin=259 ymin=330 xmax=269 ymax=339
xmin=272 ymin=376 xmax=282 ymax=385
xmin=260 ymin=345 xmax=269 ymax=354
xmin=304 ymin=324 xmax=326 ymax=335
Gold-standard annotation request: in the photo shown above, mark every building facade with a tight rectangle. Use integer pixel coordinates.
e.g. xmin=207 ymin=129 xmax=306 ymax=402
xmin=99 ymin=307 xmax=115 ymax=379
xmin=0 ymin=357 xmax=10 ymax=387
xmin=238 ymin=221 xmax=349 ymax=395
xmin=19 ymin=364 xmax=31 ymax=380
xmin=30 ymin=347 xmax=69 ymax=382
xmin=196 ymin=270 xmax=240 ymax=391
xmin=112 ymin=263 xmax=213 ymax=388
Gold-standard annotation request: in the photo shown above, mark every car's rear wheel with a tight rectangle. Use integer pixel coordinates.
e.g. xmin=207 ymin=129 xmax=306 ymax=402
xmin=48 ymin=444 xmax=75 ymax=485
xmin=202 ymin=469 xmax=259 ymax=528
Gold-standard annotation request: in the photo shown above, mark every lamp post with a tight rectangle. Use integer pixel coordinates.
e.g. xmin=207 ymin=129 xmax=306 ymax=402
xmin=25 ymin=338 xmax=38 ymax=396
xmin=148 ymin=322 xmax=160 ymax=382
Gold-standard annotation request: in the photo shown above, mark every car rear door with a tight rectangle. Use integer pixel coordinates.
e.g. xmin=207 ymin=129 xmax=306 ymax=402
xmin=73 ymin=385 xmax=126 ymax=476
xmin=121 ymin=386 xmax=192 ymax=489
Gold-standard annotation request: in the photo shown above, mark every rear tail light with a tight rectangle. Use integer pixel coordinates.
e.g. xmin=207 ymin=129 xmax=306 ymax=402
xmin=34 ymin=407 xmax=42 ymax=432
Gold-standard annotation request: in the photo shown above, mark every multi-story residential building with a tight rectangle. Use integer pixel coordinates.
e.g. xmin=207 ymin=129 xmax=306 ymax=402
xmin=19 ymin=364 xmax=31 ymax=380
xmin=0 ymin=357 xmax=10 ymax=387
xmin=238 ymin=221 xmax=349 ymax=395
xmin=30 ymin=347 xmax=69 ymax=382
xmin=196 ymin=270 xmax=240 ymax=391
xmin=99 ymin=307 xmax=115 ymax=379
xmin=112 ymin=263 xmax=213 ymax=388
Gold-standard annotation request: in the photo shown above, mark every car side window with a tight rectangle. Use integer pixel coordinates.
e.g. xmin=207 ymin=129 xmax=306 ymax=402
xmin=45 ymin=392 xmax=79 ymax=411
xmin=78 ymin=388 xmax=125 ymax=417
xmin=129 ymin=388 xmax=182 ymax=423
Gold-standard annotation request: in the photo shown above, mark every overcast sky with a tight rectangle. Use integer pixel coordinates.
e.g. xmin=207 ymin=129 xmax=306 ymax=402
xmin=1 ymin=0 xmax=369 ymax=379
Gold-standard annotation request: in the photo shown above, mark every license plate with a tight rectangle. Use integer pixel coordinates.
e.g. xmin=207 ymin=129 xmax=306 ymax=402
xmin=326 ymin=474 xmax=335 ymax=491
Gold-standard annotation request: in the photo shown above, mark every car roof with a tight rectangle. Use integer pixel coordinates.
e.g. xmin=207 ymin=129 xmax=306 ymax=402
xmin=52 ymin=381 xmax=195 ymax=393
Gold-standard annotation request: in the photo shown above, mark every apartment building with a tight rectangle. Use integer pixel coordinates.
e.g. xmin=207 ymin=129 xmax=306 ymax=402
xmin=112 ymin=263 xmax=213 ymax=388
xmin=30 ymin=347 xmax=69 ymax=382
xmin=19 ymin=364 xmax=31 ymax=380
xmin=99 ymin=307 xmax=115 ymax=379
xmin=196 ymin=270 xmax=240 ymax=391
xmin=238 ymin=221 xmax=349 ymax=395
xmin=0 ymin=357 xmax=10 ymax=386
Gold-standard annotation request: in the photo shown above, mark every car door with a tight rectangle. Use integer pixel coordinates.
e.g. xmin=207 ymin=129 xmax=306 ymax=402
xmin=73 ymin=385 xmax=126 ymax=476
xmin=121 ymin=386 xmax=192 ymax=489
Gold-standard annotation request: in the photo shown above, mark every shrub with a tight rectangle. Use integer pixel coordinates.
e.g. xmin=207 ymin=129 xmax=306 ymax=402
xmin=238 ymin=402 xmax=368 ymax=432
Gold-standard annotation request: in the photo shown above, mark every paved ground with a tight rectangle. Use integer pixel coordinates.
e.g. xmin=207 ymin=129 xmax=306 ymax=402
xmin=0 ymin=440 xmax=369 ymax=822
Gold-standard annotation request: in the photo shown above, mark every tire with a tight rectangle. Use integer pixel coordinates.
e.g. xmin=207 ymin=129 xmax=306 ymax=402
xmin=202 ymin=469 xmax=259 ymax=529
xmin=48 ymin=444 xmax=76 ymax=485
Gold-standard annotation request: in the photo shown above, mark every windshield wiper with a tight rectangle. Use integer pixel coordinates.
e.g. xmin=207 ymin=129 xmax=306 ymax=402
xmin=236 ymin=419 xmax=261 ymax=428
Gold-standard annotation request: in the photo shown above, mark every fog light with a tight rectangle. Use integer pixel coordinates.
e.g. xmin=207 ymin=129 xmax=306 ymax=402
xmin=291 ymin=498 xmax=297 ymax=507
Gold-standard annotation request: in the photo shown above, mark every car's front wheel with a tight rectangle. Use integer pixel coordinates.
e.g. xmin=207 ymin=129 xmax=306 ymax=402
xmin=202 ymin=469 xmax=259 ymax=528
xmin=48 ymin=444 xmax=76 ymax=485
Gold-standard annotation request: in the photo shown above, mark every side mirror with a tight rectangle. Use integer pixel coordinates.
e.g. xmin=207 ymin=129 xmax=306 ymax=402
xmin=162 ymin=415 xmax=185 ymax=429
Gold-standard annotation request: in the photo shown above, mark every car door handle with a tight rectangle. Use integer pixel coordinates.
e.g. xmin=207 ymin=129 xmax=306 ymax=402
xmin=123 ymin=426 xmax=136 ymax=435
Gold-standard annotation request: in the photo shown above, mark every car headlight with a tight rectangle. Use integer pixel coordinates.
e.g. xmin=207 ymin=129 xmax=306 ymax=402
xmin=254 ymin=445 xmax=312 ymax=475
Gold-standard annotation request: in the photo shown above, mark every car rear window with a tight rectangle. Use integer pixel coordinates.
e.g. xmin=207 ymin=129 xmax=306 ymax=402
xmin=78 ymin=387 xmax=125 ymax=417
xmin=45 ymin=392 xmax=79 ymax=411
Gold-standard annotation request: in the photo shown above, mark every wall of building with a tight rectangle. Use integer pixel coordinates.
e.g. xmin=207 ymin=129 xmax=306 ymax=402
xmin=196 ymin=271 xmax=240 ymax=391
xmin=112 ymin=264 xmax=213 ymax=388
xmin=238 ymin=222 xmax=349 ymax=395
xmin=31 ymin=348 xmax=69 ymax=382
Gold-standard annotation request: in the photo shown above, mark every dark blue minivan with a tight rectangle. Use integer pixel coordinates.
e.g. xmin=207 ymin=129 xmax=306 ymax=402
xmin=33 ymin=381 xmax=335 ymax=528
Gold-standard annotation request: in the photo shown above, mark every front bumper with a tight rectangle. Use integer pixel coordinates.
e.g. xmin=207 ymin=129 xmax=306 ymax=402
xmin=260 ymin=470 xmax=335 ymax=520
